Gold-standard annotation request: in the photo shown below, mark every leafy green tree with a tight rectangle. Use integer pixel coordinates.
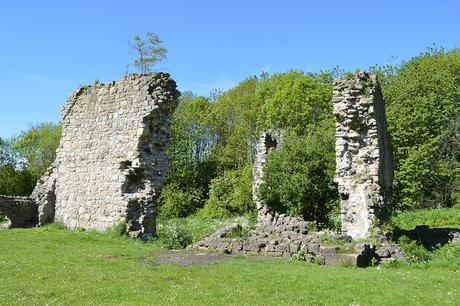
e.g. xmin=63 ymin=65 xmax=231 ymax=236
xmin=259 ymin=128 xmax=338 ymax=228
xmin=256 ymin=70 xmax=333 ymax=135
xmin=0 ymin=138 xmax=34 ymax=196
xmin=382 ymin=48 xmax=460 ymax=210
xmin=128 ymin=32 xmax=167 ymax=74
xmin=209 ymin=77 xmax=261 ymax=170
xmin=13 ymin=123 xmax=61 ymax=181
xmin=158 ymin=93 xmax=216 ymax=217
xmin=199 ymin=164 xmax=254 ymax=218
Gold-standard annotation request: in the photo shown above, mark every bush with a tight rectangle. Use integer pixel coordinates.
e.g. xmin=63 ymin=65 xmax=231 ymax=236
xmin=198 ymin=165 xmax=254 ymax=218
xmin=157 ymin=224 xmax=193 ymax=249
xmin=259 ymin=130 xmax=339 ymax=228
xmin=398 ymin=236 xmax=431 ymax=263
xmin=431 ymin=243 xmax=460 ymax=269
xmin=158 ymin=184 xmax=204 ymax=218
xmin=41 ymin=221 xmax=67 ymax=231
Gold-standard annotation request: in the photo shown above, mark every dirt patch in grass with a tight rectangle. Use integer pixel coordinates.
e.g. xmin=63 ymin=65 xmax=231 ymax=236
xmin=140 ymin=251 xmax=229 ymax=266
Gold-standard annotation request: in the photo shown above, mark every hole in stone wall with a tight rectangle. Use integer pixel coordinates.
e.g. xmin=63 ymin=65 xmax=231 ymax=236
xmin=340 ymin=193 xmax=350 ymax=200
xmin=122 ymin=169 xmax=146 ymax=194
xmin=119 ymin=160 xmax=132 ymax=170
xmin=265 ymin=134 xmax=278 ymax=149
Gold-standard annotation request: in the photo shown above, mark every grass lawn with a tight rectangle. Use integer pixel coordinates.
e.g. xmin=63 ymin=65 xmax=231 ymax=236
xmin=0 ymin=226 xmax=459 ymax=305
xmin=391 ymin=207 xmax=460 ymax=230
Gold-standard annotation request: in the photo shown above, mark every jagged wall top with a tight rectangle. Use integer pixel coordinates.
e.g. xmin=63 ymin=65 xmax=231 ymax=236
xmin=33 ymin=72 xmax=179 ymax=238
xmin=333 ymin=71 xmax=393 ymax=239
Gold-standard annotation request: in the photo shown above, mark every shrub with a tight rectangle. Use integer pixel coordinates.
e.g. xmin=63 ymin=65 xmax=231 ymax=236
xmin=431 ymin=243 xmax=460 ymax=269
xmin=259 ymin=130 xmax=339 ymax=228
xmin=157 ymin=214 xmax=256 ymax=244
xmin=199 ymin=165 xmax=254 ymax=218
xmin=158 ymin=184 xmax=204 ymax=218
xmin=41 ymin=221 xmax=67 ymax=231
xmin=157 ymin=224 xmax=193 ymax=249
xmin=107 ymin=222 xmax=128 ymax=238
xmin=398 ymin=236 xmax=431 ymax=263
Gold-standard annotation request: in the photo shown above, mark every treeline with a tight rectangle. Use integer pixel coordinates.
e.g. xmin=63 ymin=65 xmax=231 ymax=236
xmin=0 ymin=123 xmax=61 ymax=195
xmin=1 ymin=47 xmax=459 ymax=228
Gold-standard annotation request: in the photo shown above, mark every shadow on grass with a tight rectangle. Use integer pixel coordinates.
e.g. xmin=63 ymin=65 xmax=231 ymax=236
xmin=392 ymin=225 xmax=460 ymax=250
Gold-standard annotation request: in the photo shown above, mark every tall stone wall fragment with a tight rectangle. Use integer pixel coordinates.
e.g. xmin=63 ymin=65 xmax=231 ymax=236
xmin=31 ymin=163 xmax=57 ymax=225
xmin=333 ymin=71 xmax=393 ymax=239
xmin=32 ymin=73 xmax=179 ymax=238
xmin=252 ymin=130 xmax=283 ymax=223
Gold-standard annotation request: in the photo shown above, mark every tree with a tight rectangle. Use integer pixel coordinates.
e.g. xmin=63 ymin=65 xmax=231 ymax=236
xmin=259 ymin=129 xmax=339 ymax=229
xmin=158 ymin=93 xmax=217 ymax=218
xmin=256 ymin=70 xmax=334 ymax=135
xmin=128 ymin=32 xmax=167 ymax=74
xmin=13 ymin=123 xmax=61 ymax=181
xmin=208 ymin=77 xmax=261 ymax=170
xmin=382 ymin=47 xmax=460 ymax=210
xmin=0 ymin=138 xmax=34 ymax=196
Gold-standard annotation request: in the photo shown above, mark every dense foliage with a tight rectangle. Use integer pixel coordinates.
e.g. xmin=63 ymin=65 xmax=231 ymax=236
xmin=159 ymin=70 xmax=340 ymax=221
xmin=381 ymin=48 xmax=460 ymax=210
xmin=260 ymin=130 xmax=339 ymax=228
xmin=0 ymin=138 xmax=34 ymax=196
xmin=0 ymin=123 xmax=61 ymax=196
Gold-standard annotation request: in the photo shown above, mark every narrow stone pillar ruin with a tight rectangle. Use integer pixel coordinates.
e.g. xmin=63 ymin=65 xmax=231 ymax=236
xmin=252 ymin=130 xmax=283 ymax=225
xmin=33 ymin=73 xmax=179 ymax=238
xmin=333 ymin=71 xmax=393 ymax=240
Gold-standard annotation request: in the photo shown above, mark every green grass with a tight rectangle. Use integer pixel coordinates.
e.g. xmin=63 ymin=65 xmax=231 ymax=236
xmin=390 ymin=207 xmax=460 ymax=230
xmin=0 ymin=226 xmax=459 ymax=305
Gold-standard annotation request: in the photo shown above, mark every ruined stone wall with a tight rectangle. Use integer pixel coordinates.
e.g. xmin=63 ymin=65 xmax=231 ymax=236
xmin=0 ymin=196 xmax=37 ymax=228
xmin=333 ymin=71 xmax=393 ymax=239
xmin=252 ymin=130 xmax=309 ymax=235
xmin=252 ymin=130 xmax=283 ymax=223
xmin=33 ymin=73 xmax=179 ymax=238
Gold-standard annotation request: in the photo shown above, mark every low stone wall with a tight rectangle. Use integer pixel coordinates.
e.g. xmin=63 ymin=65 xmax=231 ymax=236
xmin=0 ymin=196 xmax=38 ymax=228
xmin=193 ymin=224 xmax=385 ymax=266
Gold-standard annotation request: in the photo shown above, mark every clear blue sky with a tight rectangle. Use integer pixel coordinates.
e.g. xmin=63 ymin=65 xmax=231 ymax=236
xmin=0 ymin=0 xmax=458 ymax=138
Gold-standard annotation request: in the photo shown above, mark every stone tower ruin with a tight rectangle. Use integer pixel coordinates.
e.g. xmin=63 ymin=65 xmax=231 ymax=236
xmin=32 ymin=73 xmax=179 ymax=238
xmin=252 ymin=130 xmax=283 ymax=224
xmin=332 ymin=71 xmax=393 ymax=239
